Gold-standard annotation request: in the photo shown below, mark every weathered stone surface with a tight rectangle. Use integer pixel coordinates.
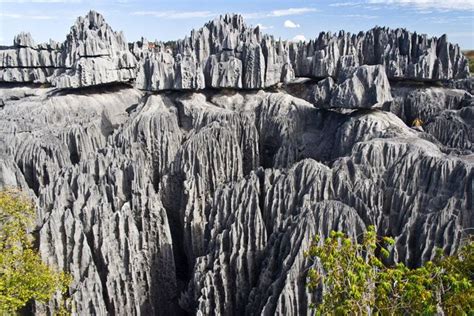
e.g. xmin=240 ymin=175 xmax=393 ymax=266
xmin=0 ymin=11 xmax=136 ymax=87
xmin=0 ymin=32 xmax=62 ymax=83
xmin=306 ymin=65 xmax=393 ymax=109
xmin=52 ymin=11 xmax=137 ymax=88
xmin=0 ymin=84 xmax=471 ymax=315
xmin=1 ymin=12 xmax=469 ymax=90
xmin=330 ymin=65 xmax=393 ymax=108
xmin=291 ymin=28 xmax=470 ymax=81
xmin=134 ymin=15 xmax=293 ymax=91
xmin=384 ymin=85 xmax=473 ymax=152
xmin=0 ymin=10 xmax=472 ymax=316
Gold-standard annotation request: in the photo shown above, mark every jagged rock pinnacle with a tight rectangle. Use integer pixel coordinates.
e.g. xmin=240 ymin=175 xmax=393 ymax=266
xmin=0 ymin=11 xmax=470 ymax=89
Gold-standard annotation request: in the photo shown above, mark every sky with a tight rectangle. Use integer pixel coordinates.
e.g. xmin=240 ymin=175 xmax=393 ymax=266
xmin=0 ymin=0 xmax=473 ymax=49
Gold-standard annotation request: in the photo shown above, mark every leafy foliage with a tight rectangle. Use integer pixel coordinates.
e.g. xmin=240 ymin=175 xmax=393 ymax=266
xmin=465 ymin=50 xmax=474 ymax=73
xmin=0 ymin=189 xmax=72 ymax=313
xmin=305 ymin=226 xmax=473 ymax=315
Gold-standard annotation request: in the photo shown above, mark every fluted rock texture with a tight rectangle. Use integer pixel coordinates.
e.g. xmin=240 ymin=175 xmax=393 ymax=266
xmin=134 ymin=14 xmax=293 ymax=90
xmin=0 ymin=11 xmax=470 ymax=90
xmin=307 ymin=64 xmax=393 ymax=109
xmin=0 ymin=10 xmax=472 ymax=316
xmin=291 ymin=28 xmax=470 ymax=81
xmin=0 ymin=11 xmax=136 ymax=88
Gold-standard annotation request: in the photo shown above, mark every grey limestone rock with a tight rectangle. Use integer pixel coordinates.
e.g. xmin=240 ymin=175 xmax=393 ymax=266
xmin=0 ymin=12 xmax=470 ymax=90
xmin=385 ymin=85 xmax=473 ymax=152
xmin=292 ymin=27 xmax=470 ymax=81
xmin=53 ymin=11 xmax=137 ymax=88
xmin=0 ymin=10 xmax=472 ymax=316
xmin=308 ymin=64 xmax=393 ymax=109
xmin=0 ymin=32 xmax=62 ymax=83
xmin=134 ymin=14 xmax=293 ymax=91
xmin=0 ymin=11 xmax=136 ymax=88
xmin=0 ymin=84 xmax=472 ymax=315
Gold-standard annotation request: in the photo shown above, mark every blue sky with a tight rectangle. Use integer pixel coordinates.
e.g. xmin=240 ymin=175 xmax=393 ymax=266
xmin=0 ymin=0 xmax=473 ymax=49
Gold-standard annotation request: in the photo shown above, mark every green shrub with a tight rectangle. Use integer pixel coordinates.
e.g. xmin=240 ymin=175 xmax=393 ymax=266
xmin=305 ymin=226 xmax=473 ymax=315
xmin=0 ymin=189 xmax=72 ymax=313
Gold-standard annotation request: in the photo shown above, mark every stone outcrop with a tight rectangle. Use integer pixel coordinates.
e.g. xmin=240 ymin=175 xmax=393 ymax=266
xmin=0 ymin=84 xmax=471 ymax=314
xmin=307 ymin=64 xmax=393 ymax=109
xmin=0 ymin=11 xmax=136 ymax=88
xmin=0 ymin=10 xmax=472 ymax=316
xmin=0 ymin=12 xmax=470 ymax=90
xmin=53 ymin=11 xmax=137 ymax=88
xmin=134 ymin=14 xmax=293 ymax=90
xmin=0 ymin=32 xmax=62 ymax=83
xmin=291 ymin=28 xmax=470 ymax=81
xmin=384 ymin=85 xmax=473 ymax=152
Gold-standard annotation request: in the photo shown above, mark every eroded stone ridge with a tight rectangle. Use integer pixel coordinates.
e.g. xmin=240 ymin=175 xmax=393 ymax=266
xmin=309 ymin=64 xmax=393 ymax=109
xmin=291 ymin=28 xmax=470 ymax=81
xmin=0 ymin=11 xmax=136 ymax=88
xmin=0 ymin=85 xmax=471 ymax=315
xmin=0 ymin=11 xmax=470 ymax=89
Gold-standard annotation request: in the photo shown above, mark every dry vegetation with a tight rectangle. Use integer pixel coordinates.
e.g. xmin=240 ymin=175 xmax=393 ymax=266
xmin=464 ymin=50 xmax=474 ymax=73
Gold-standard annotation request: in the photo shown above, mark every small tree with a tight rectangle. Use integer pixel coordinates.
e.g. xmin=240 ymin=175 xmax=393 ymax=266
xmin=305 ymin=226 xmax=473 ymax=315
xmin=0 ymin=189 xmax=72 ymax=313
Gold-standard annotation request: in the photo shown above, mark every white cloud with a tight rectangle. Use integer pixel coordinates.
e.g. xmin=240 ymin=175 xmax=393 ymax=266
xmin=0 ymin=0 xmax=80 ymax=2
xmin=329 ymin=2 xmax=362 ymax=7
xmin=367 ymin=0 xmax=474 ymax=11
xmin=292 ymin=35 xmax=306 ymax=42
xmin=244 ymin=7 xmax=318 ymax=19
xmin=132 ymin=11 xmax=214 ymax=19
xmin=341 ymin=14 xmax=379 ymax=18
xmin=256 ymin=23 xmax=274 ymax=30
xmin=0 ymin=12 xmax=55 ymax=19
xmin=270 ymin=7 xmax=318 ymax=16
xmin=284 ymin=20 xmax=300 ymax=28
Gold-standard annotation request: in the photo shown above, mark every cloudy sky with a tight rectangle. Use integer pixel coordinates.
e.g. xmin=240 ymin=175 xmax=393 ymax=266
xmin=0 ymin=0 xmax=473 ymax=49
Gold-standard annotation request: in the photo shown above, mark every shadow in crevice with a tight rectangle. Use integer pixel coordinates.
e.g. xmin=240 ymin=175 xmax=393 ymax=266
xmin=159 ymin=173 xmax=192 ymax=315
xmin=142 ymin=243 xmax=189 ymax=316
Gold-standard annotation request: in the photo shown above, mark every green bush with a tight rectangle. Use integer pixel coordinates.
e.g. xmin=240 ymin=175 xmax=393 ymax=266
xmin=0 ymin=189 xmax=72 ymax=313
xmin=305 ymin=226 xmax=473 ymax=315
xmin=464 ymin=50 xmax=474 ymax=73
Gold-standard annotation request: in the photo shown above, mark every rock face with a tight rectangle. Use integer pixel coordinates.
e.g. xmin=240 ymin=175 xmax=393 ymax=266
xmin=0 ymin=12 xmax=470 ymax=90
xmin=53 ymin=11 xmax=137 ymax=88
xmin=0 ymin=11 xmax=136 ymax=88
xmin=0 ymin=10 xmax=472 ymax=316
xmin=0 ymin=32 xmax=62 ymax=83
xmin=308 ymin=64 xmax=393 ymax=109
xmin=291 ymin=28 xmax=470 ymax=81
xmin=385 ymin=85 xmax=473 ymax=152
xmin=134 ymin=14 xmax=293 ymax=90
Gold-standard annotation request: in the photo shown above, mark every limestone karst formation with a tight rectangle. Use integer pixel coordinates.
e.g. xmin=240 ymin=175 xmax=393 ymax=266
xmin=0 ymin=10 xmax=472 ymax=315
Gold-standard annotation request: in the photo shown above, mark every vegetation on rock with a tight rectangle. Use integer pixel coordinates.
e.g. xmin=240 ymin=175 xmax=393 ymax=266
xmin=0 ymin=189 xmax=72 ymax=313
xmin=468 ymin=52 xmax=474 ymax=73
xmin=305 ymin=226 xmax=473 ymax=315
xmin=464 ymin=50 xmax=474 ymax=73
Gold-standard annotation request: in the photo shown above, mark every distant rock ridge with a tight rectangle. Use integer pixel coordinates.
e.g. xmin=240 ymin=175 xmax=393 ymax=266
xmin=291 ymin=28 xmax=470 ymax=81
xmin=0 ymin=11 xmax=136 ymax=88
xmin=0 ymin=11 xmax=471 ymax=90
